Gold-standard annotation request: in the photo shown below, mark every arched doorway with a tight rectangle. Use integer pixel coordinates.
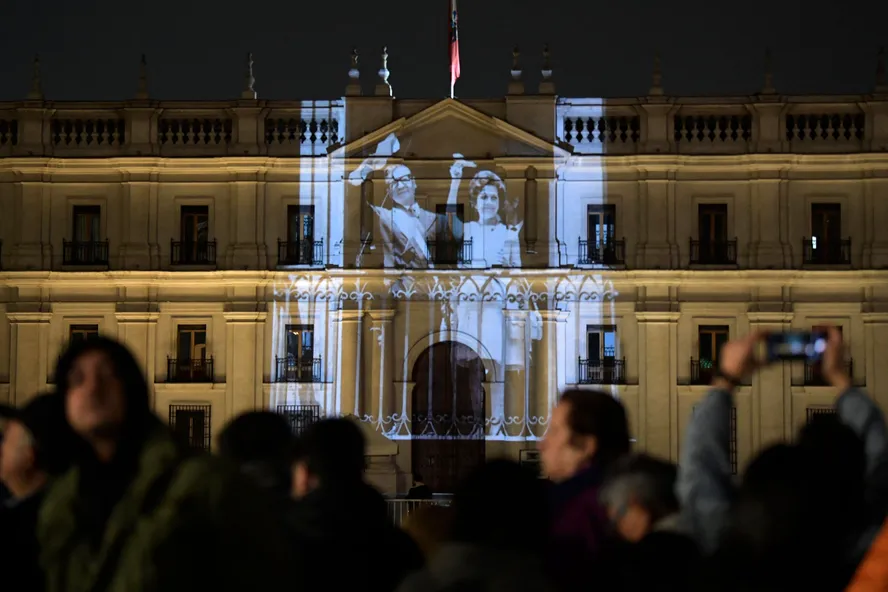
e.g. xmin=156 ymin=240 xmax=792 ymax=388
xmin=411 ymin=341 xmax=486 ymax=493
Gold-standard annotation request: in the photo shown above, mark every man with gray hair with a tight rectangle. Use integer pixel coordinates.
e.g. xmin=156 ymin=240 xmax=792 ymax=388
xmin=599 ymin=454 xmax=700 ymax=592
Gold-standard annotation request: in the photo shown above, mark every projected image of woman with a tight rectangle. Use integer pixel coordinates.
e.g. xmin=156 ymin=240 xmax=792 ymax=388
xmin=455 ymin=170 xmax=521 ymax=267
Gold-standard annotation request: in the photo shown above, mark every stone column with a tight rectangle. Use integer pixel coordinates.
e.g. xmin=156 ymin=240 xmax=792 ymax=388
xmin=636 ymin=311 xmax=679 ymax=459
xmin=335 ymin=309 xmax=364 ymax=417
xmin=224 ymin=311 xmax=267 ymax=422
xmin=367 ymin=310 xmax=395 ymax=434
xmin=115 ymin=311 xmax=158 ymax=387
xmin=748 ymin=312 xmax=792 ymax=448
xmin=523 ymin=167 xmax=538 ymax=254
xmin=530 ymin=309 xmax=559 ymax=439
xmin=7 ymin=311 xmax=51 ymax=405
xmin=503 ymin=309 xmax=528 ymax=438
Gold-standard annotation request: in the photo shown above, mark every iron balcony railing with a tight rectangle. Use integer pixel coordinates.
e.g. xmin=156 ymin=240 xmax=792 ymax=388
xmin=166 ymin=357 xmax=214 ymax=383
xmin=577 ymin=237 xmax=625 ymax=265
xmin=274 ymin=356 xmax=323 ymax=383
xmin=689 ymin=238 xmax=737 ymax=265
xmin=277 ymin=239 xmax=324 ymax=266
xmin=63 ymin=240 xmax=110 ymax=266
xmin=427 ymin=239 xmax=472 ymax=265
xmin=802 ymin=237 xmax=851 ymax=265
xmin=690 ymin=358 xmax=715 ymax=385
xmin=799 ymin=359 xmax=853 ymax=387
xmin=578 ymin=357 xmax=626 ymax=384
xmin=171 ymin=239 xmax=217 ymax=265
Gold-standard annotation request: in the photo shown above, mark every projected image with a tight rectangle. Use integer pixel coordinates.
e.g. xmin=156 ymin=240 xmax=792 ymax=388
xmin=349 ymin=133 xmax=522 ymax=268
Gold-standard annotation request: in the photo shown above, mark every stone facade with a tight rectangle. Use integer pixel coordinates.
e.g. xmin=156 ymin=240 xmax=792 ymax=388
xmin=2 ymin=57 xmax=888 ymax=492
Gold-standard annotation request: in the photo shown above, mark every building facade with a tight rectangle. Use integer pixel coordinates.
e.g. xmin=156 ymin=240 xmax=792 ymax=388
xmin=2 ymin=54 xmax=888 ymax=493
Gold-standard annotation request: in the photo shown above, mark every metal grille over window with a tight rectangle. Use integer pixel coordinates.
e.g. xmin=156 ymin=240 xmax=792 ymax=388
xmin=277 ymin=405 xmax=320 ymax=436
xmin=169 ymin=404 xmax=211 ymax=452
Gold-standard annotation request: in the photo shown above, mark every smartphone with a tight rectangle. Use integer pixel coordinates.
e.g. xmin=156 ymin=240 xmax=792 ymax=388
xmin=765 ymin=331 xmax=828 ymax=362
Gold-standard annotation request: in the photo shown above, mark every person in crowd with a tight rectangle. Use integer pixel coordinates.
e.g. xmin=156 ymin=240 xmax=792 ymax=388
xmin=407 ymin=472 xmax=433 ymax=499
xmin=679 ymin=327 xmax=887 ymax=590
xmin=397 ymin=459 xmax=553 ymax=592
xmin=0 ymin=393 xmax=73 ymax=592
xmin=846 ymin=518 xmax=888 ymax=591
xmin=38 ymin=336 xmax=293 ymax=592
xmin=539 ymin=388 xmax=631 ymax=590
xmin=598 ymin=454 xmax=699 ymax=591
xmin=402 ymin=504 xmax=453 ymax=560
xmin=218 ymin=410 xmax=296 ymax=500
xmin=289 ymin=417 xmax=424 ymax=591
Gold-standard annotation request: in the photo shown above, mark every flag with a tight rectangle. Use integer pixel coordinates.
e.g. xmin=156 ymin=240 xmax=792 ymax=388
xmin=449 ymin=0 xmax=460 ymax=97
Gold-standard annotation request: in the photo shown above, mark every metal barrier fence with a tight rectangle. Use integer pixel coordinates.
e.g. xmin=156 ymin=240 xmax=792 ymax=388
xmin=385 ymin=498 xmax=452 ymax=528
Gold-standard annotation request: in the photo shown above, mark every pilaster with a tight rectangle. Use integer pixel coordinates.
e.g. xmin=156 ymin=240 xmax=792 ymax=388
xmin=367 ymin=310 xmax=396 ymax=434
xmin=115 ymin=312 xmax=159 ymax=387
xmin=863 ymin=313 xmax=888 ymax=411
xmin=636 ymin=311 xmax=680 ymax=459
xmin=335 ymin=309 xmax=364 ymax=417
xmin=7 ymin=312 xmax=52 ymax=405
xmin=747 ymin=311 xmax=792 ymax=447
xmin=503 ymin=309 xmax=529 ymax=438
xmin=224 ymin=311 xmax=267 ymax=423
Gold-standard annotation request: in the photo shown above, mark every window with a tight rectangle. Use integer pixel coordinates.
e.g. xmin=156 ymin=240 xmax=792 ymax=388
xmin=434 ymin=204 xmax=465 ymax=264
xmin=282 ymin=205 xmax=316 ymax=265
xmin=277 ymin=404 xmax=320 ymax=436
xmin=695 ymin=325 xmax=729 ymax=384
xmin=170 ymin=325 xmax=211 ymax=382
xmin=808 ymin=203 xmax=846 ymax=264
xmin=279 ymin=324 xmax=315 ymax=381
xmin=811 ymin=203 xmax=842 ymax=248
xmin=587 ymin=205 xmax=616 ymax=247
xmin=69 ymin=324 xmax=99 ymax=344
xmin=73 ymin=206 xmax=101 ymax=242
xmin=580 ymin=325 xmax=623 ymax=384
xmin=587 ymin=325 xmax=617 ymax=361
xmin=180 ymin=206 xmax=209 ymax=244
xmin=169 ymin=404 xmax=211 ymax=452
xmin=698 ymin=204 xmax=727 ymax=243
xmin=177 ymin=325 xmax=207 ymax=361
xmin=288 ymin=205 xmax=315 ymax=243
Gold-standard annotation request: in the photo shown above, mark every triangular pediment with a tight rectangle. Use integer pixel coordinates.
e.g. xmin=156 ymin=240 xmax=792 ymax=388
xmin=333 ymin=99 xmax=571 ymax=161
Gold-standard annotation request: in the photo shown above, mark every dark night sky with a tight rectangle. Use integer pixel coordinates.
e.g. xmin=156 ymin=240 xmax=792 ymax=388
xmin=1 ymin=0 xmax=885 ymax=101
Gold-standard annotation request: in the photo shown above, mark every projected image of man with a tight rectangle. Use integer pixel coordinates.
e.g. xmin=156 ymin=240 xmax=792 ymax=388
xmin=349 ymin=134 xmax=472 ymax=268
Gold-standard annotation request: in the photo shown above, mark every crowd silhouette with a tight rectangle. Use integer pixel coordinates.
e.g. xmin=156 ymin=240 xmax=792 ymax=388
xmin=0 ymin=327 xmax=886 ymax=591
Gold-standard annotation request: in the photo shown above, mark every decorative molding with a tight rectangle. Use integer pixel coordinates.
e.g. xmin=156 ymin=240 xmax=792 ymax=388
xmin=336 ymin=309 xmax=365 ymax=322
xmin=747 ymin=312 xmax=793 ymax=323
xmin=862 ymin=313 xmax=888 ymax=323
xmin=6 ymin=312 xmax=52 ymax=323
xmin=222 ymin=311 xmax=267 ymax=322
xmin=367 ymin=309 xmax=396 ymax=323
xmin=115 ymin=312 xmax=160 ymax=323
xmin=636 ymin=311 xmax=681 ymax=322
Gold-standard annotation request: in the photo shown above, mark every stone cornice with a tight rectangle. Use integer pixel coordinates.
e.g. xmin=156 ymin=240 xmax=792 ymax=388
xmin=222 ymin=311 xmax=267 ymax=322
xmin=115 ymin=312 xmax=160 ymax=322
xmin=636 ymin=312 xmax=681 ymax=322
xmin=6 ymin=312 xmax=52 ymax=323
xmin=747 ymin=312 xmax=794 ymax=323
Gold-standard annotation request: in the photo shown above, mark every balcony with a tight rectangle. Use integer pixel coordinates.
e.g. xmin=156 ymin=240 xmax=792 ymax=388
xmin=428 ymin=240 xmax=472 ymax=265
xmin=167 ymin=357 xmax=214 ymax=383
xmin=690 ymin=358 xmax=715 ymax=385
xmin=795 ymin=360 xmax=854 ymax=387
xmin=171 ymin=240 xmax=216 ymax=266
xmin=63 ymin=240 xmax=110 ymax=266
xmin=578 ymin=238 xmax=625 ymax=266
xmin=274 ymin=356 xmax=323 ymax=383
xmin=578 ymin=358 xmax=626 ymax=384
xmin=802 ymin=238 xmax=851 ymax=265
xmin=277 ymin=239 xmax=324 ymax=267
xmin=689 ymin=238 xmax=737 ymax=265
